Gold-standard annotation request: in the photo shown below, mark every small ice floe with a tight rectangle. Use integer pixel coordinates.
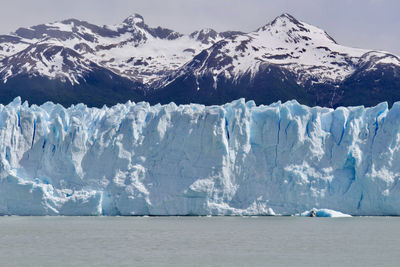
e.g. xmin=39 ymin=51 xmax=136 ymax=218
xmin=298 ymin=208 xmax=352 ymax=218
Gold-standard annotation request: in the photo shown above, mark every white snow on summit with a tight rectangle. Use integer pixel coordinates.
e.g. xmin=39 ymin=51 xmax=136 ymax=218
xmin=182 ymin=13 xmax=376 ymax=86
xmin=1 ymin=13 xmax=398 ymax=87
xmin=0 ymin=14 xmax=225 ymax=85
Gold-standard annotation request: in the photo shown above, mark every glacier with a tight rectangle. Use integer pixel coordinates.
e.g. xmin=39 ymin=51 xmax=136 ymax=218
xmin=0 ymin=97 xmax=399 ymax=216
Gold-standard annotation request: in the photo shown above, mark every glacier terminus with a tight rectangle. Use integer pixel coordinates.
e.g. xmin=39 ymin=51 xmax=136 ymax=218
xmin=0 ymin=97 xmax=399 ymax=216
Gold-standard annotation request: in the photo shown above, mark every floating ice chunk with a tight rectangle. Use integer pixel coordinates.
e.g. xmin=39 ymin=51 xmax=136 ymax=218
xmin=299 ymin=208 xmax=352 ymax=218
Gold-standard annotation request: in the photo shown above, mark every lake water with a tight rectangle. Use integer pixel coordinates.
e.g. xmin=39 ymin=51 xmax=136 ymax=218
xmin=0 ymin=216 xmax=399 ymax=266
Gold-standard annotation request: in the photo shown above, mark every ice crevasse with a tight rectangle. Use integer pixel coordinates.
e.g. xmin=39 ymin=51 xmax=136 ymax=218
xmin=0 ymin=97 xmax=399 ymax=216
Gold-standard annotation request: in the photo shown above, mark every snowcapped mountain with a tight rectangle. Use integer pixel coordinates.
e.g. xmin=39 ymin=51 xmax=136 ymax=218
xmin=158 ymin=14 xmax=400 ymax=107
xmin=0 ymin=14 xmax=231 ymax=86
xmin=173 ymin=14 xmax=361 ymax=84
xmin=1 ymin=40 xmax=98 ymax=84
xmin=0 ymin=13 xmax=399 ymax=107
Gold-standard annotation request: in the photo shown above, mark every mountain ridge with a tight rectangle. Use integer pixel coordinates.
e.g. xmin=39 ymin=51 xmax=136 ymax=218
xmin=0 ymin=13 xmax=399 ymax=107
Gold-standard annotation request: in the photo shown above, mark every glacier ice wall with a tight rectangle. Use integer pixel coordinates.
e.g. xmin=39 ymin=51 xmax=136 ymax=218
xmin=0 ymin=97 xmax=399 ymax=215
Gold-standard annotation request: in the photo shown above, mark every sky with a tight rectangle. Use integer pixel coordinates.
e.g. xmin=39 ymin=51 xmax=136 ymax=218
xmin=1 ymin=0 xmax=399 ymax=55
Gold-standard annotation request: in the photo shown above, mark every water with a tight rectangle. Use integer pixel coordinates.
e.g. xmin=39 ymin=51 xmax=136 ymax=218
xmin=0 ymin=216 xmax=399 ymax=266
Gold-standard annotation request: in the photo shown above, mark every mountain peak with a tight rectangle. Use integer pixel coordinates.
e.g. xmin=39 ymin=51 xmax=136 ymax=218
xmin=257 ymin=13 xmax=304 ymax=33
xmin=270 ymin=13 xmax=301 ymax=27
xmin=190 ymin=28 xmax=218 ymax=44
xmin=123 ymin=14 xmax=145 ymax=27
xmin=278 ymin=13 xmax=297 ymax=19
xmin=257 ymin=12 xmax=337 ymax=44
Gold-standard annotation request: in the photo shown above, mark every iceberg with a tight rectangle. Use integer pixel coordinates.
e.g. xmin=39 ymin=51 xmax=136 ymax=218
xmin=298 ymin=209 xmax=352 ymax=218
xmin=0 ymin=97 xmax=399 ymax=216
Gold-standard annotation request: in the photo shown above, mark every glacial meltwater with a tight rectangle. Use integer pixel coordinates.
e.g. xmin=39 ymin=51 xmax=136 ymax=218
xmin=0 ymin=216 xmax=399 ymax=266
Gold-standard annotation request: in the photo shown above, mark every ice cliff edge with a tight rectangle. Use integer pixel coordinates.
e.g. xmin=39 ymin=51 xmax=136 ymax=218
xmin=0 ymin=97 xmax=398 ymax=216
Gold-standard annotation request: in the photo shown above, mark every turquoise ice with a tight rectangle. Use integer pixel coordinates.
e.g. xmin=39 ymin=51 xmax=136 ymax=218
xmin=0 ymin=97 xmax=397 ymax=215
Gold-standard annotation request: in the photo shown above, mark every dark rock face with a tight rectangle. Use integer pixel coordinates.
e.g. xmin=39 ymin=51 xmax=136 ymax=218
xmin=155 ymin=62 xmax=400 ymax=108
xmin=0 ymin=71 xmax=145 ymax=107
xmin=190 ymin=29 xmax=219 ymax=44
xmin=148 ymin=66 xmax=311 ymax=106
xmin=0 ymin=13 xmax=400 ymax=108
xmin=337 ymin=64 xmax=400 ymax=108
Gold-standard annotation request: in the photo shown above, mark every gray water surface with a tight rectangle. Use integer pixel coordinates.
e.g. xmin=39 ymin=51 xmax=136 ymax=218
xmin=0 ymin=216 xmax=399 ymax=267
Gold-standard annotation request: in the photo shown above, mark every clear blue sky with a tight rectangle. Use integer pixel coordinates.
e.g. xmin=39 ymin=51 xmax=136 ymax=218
xmin=1 ymin=0 xmax=399 ymax=55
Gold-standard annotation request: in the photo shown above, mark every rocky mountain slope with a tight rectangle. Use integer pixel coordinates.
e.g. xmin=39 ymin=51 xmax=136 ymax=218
xmin=0 ymin=13 xmax=399 ymax=107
